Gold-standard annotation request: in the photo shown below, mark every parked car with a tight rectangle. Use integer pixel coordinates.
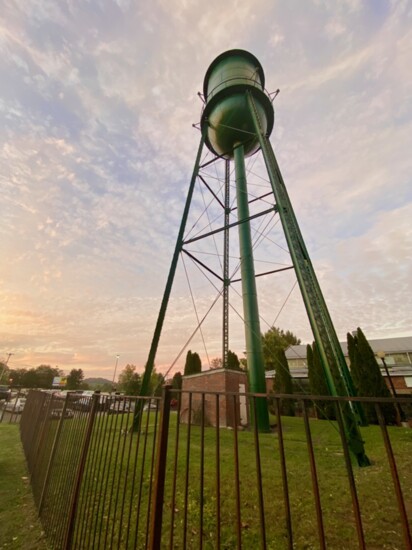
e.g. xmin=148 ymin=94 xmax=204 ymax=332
xmin=72 ymin=392 xmax=109 ymax=412
xmin=50 ymin=407 xmax=74 ymax=419
xmin=143 ymin=400 xmax=159 ymax=412
xmin=72 ymin=396 xmax=93 ymax=411
xmin=4 ymin=397 xmax=26 ymax=413
xmin=0 ymin=385 xmax=10 ymax=401
xmin=108 ymin=399 xmax=134 ymax=414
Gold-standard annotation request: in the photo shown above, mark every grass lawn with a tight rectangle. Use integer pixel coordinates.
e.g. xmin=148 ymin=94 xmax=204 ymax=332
xmin=0 ymin=424 xmax=48 ymax=550
xmin=160 ymin=415 xmax=412 ymax=549
xmin=15 ymin=400 xmax=412 ymax=549
xmin=59 ymin=410 xmax=411 ymax=549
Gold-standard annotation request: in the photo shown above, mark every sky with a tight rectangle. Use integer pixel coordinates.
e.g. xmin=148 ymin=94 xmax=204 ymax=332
xmin=1 ymin=0 xmax=411 ymax=381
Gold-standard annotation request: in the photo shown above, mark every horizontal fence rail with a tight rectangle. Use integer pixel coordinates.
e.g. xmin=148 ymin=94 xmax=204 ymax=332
xmin=18 ymin=389 xmax=412 ymax=549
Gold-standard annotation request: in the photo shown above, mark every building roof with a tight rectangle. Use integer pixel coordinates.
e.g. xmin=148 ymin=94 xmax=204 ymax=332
xmin=285 ymin=335 xmax=412 ymax=359
xmin=265 ymin=368 xmax=308 ymax=379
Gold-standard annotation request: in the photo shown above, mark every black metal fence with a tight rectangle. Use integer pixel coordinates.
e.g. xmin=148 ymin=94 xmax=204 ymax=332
xmin=0 ymin=388 xmax=26 ymax=424
xmin=19 ymin=389 xmax=412 ymax=549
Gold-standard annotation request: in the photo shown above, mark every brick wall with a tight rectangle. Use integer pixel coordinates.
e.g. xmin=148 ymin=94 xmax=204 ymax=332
xmin=385 ymin=376 xmax=407 ymax=391
xmin=181 ymin=369 xmax=249 ymax=427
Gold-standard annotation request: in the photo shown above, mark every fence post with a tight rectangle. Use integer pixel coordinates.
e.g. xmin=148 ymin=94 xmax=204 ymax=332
xmin=333 ymin=400 xmax=365 ymax=549
xmin=149 ymin=385 xmax=172 ymax=550
xmin=375 ymin=402 xmax=412 ymax=548
xmin=31 ymin=393 xmax=55 ymax=475
xmin=24 ymin=392 xmax=47 ymax=464
xmin=63 ymin=394 xmax=98 ymax=550
xmin=38 ymin=393 xmax=70 ymax=515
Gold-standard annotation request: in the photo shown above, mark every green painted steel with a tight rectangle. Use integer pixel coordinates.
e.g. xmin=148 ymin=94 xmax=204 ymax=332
xmin=246 ymin=91 xmax=369 ymax=466
xmin=222 ymin=160 xmax=230 ymax=369
xmin=204 ymin=51 xmax=265 ymax=101
xmin=138 ymin=50 xmax=369 ymax=463
xmin=234 ymin=143 xmax=270 ymax=432
xmin=134 ymin=129 xmax=206 ymax=430
xmin=201 ymin=49 xmax=274 ymax=159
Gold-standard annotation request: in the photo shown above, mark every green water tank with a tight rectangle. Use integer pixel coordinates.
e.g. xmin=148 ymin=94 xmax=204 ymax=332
xmin=201 ymin=49 xmax=274 ymax=159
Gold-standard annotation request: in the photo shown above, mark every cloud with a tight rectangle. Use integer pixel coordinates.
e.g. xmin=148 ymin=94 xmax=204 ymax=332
xmin=0 ymin=0 xmax=411 ymax=378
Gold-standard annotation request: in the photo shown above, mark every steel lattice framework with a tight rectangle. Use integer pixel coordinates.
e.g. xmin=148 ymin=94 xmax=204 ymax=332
xmin=136 ymin=50 xmax=370 ymax=466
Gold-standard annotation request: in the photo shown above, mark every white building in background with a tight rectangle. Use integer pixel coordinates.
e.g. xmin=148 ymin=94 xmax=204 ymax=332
xmin=266 ymin=336 xmax=412 ymax=396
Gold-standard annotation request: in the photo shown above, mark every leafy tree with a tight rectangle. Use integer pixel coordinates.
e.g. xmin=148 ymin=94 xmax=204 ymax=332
xmin=261 ymin=327 xmax=299 ymax=413
xmin=21 ymin=369 xmax=39 ymax=388
xmin=35 ymin=365 xmax=62 ymax=388
xmin=0 ymin=362 xmax=9 ymax=384
xmin=150 ymin=369 xmax=164 ymax=397
xmin=347 ymin=328 xmax=396 ymax=424
xmin=15 ymin=365 xmax=62 ymax=388
xmin=210 ymin=351 xmax=243 ymax=371
xmin=262 ymin=327 xmax=301 ymax=371
xmin=171 ymin=371 xmax=182 ymax=390
xmin=307 ymin=343 xmax=335 ymax=420
xmin=239 ymin=357 xmax=248 ymax=371
xmin=117 ymin=364 xmax=141 ymax=395
xmin=66 ymin=368 xmax=84 ymax=390
xmin=272 ymin=348 xmax=295 ymax=416
xmin=184 ymin=351 xmax=202 ymax=376
xmin=8 ymin=368 xmax=27 ymax=387
xmin=210 ymin=357 xmax=223 ymax=369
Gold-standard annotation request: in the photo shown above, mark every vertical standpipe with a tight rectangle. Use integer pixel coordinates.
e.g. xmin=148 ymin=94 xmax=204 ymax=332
xmin=201 ymin=50 xmax=274 ymax=431
xmin=234 ymin=143 xmax=270 ymax=432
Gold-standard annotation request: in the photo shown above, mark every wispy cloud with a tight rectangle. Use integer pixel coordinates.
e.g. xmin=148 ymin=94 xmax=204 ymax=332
xmin=1 ymin=0 xmax=411 ymax=377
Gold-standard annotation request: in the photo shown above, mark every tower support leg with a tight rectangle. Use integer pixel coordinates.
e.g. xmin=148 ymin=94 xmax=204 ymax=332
xmin=247 ymin=91 xmax=369 ymax=465
xmin=133 ymin=130 xmax=206 ymax=430
xmin=234 ymin=143 xmax=270 ymax=432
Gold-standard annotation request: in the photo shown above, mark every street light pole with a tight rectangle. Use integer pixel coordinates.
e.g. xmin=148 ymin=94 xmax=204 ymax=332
xmin=112 ymin=354 xmax=120 ymax=390
xmin=376 ymin=350 xmax=405 ymax=424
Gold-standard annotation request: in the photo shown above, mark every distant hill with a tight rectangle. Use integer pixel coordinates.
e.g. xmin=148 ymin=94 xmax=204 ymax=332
xmin=83 ymin=377 xmax=113 ymax=389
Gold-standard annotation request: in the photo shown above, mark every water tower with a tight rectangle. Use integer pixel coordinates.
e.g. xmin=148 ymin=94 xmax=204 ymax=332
xmin=139 ymin=50 xmax=369 ymax=466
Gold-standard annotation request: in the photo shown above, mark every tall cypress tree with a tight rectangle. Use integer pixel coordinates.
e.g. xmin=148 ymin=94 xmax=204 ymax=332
xmin=184 ymin=351 xmax=193 ymax=375
xmin=191 ymin=352 xmax=202 ymax=374
xmin=184 ymin=350 xmax=202 ymax=375
xmin=348 ymin=328 xmax=396 ymax=424
xmin=347 ymin=332 xmax=361 ymax=391
xmin=227 ymin=350 xmax=242 ymax=371
xmin=347 ymin=332 xmax=356 ymax=366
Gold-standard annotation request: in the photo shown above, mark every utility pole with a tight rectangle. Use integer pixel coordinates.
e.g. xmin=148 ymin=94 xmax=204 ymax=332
xmin=112 ymin=354 xmax=120 ymax=391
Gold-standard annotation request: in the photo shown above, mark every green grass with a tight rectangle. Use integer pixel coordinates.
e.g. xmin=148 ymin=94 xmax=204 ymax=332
xmin=14 ymin=407 xmax=412 ymax=549
xmin=62 ymin=411 xmax=412 ymax=549
xmin=161 ymin=416 xmax=412 ymax=549
xmin=0 ymin=424 xmax=48 ymax=550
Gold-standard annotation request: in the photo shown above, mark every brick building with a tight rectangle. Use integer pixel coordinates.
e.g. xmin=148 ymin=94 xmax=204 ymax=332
xmin=266 ymin=335 xmax=412 ymax=396
xmin=181 ymin=368 xmax=248 ymax=428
